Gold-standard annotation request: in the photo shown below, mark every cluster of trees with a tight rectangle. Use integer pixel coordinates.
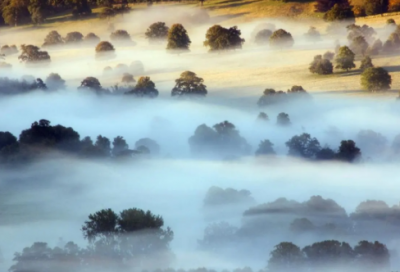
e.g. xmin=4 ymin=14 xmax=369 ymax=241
xmin=267 ymin=240 xmax=389 ymax=272
xmin=0 ymin=76 xmax=48 ymax=95
xmin=0 ymin=119 xmax=159 ymax=165
xmin=9 ymin=207 xmax=174 ymax=272
xmin=42 ymin=30 xmax=101 ymax=47
xmin=257 ymin=86 xmax=311 ymax=107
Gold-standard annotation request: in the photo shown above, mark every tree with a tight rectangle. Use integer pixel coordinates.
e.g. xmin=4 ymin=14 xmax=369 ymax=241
xmin=135 ymin=138 xmax=160 ymax=155
xmin=95 ymin=41 xmax=115 ymax=59
xmin=166 ymin=24 xmax=191 ymax=52
xmin=145 ymin=22 xmax=169 ymax=43
xmin=72 ymin=0 xmax=92 ymax=17
xmin=204 ymin=25 xmax=245 ymax=51
xmin=366 ymin=39 xmax=382 ymax=55
xmin=0 ymin=132 xmax=17 ymax=150
xmin=267 ymin=242 xmax=304 ymax=272
xmin=42 ymin=31 xmax=64 ymax=47
xmin=334 ymin=46 xmax=355 ymax=71
xmin=257 ymin=89 xmax=287 ymax=107
xmin=84 ymin=33 xmax=101 ymax=44
xmin=82 ymin=208 xmax=174 ymax=269
xmin=286 ymin=133 xmax=321 ymax=159
xmin=171 ymin=71 xmax=207 ymax=97
xmin=64 ymin=32 xmax=83 ymax=44
xmin=257 ymin=112 xmax=269 ymax=122
xmin=198 ymin=222 xmax=238 ymax=252
xmin=99 ymin=7 xmax=115 ymax=20
xmin=269 ymin=29 xmax=294 ymax=48
xmin=97 ymin=0 xmax=114 ymax=7
xmin=364 ymin=0 xmax=389 ymax=15
xmin=360 ymin=56 xmax=373 ymax=70
xmin=354 ymin=241 xmax=390 ymax=271
xmin=323 ymin=51 xmax=335 ymax=60
xmin=78 ymin=77 xmax=108 ymax=94
xmin=314 ymin=0 xmax=350 ymax=12
xmin=30 ymin=5 xmax=45 ymax=25
xmin=254 ymin=29 xmax=272 ymax=45
xmin=255 ymin=139 xmax=275 ymax=156
xmin=361 ymin=67 xmax=391 ymax=92
xmin=2 ymin=0 xmax=30 ymax=27
xmin=110 ymin=29 xmax=132 ymax=42
xmin=350 ymin=35 xmax=369 ymax=55
xmin=45 ymin=73 xmax=65 ymax=90
xmin=387 ymin=18 xmax=396 ymax=25
xmin=125 ymin=76 xmax=158 ymax=98
xmin=336 ymin=140 xmax=361 ymax=162
xmin=323 ymin=4 xmax=355 ymax=22
xmin=309 ymin=55 xmax=333 ymax=74
xmin=18 ymin=44 xmax=50 ymax=64
xmin=112 ymin=136 xmax=129 ymax=157
xmin=277 ymin=112 xmax=291 ymax=126
xmin=290 ymin=218 xmax=315 ymax=233
xmin=304 ymin=26 xmax=321 ymax=42
xmin=94 ymin=135 xmax=111 ymax=156
xmin=316 ymin=146 xmax=336 ymax=160
xmin=122 ymin=73 xmax=135 ymax=83
xmin=383 ymin=33 xmax=400 ymax=52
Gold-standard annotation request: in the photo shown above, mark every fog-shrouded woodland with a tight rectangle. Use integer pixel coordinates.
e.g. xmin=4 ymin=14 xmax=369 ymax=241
xmin=2 ymin=0 xmax=400 ymax=271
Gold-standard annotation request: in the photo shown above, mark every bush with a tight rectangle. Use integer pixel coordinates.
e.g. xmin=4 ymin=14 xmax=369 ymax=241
xmin=334 ymin=46 xmax=355 ymax=71
xmin=145 ymin=22 xmax=169 ymax=43
xmin=45 ymin=73 xmax=66 ymax=90
xmin=361 ymin=67 xmax=391 ymax=92
xmin=64 ymin=32 xmax=84 ymax=44
xmin=42 ymin=31 xmax=64 ymax=47
xmin=324 ymin=4 xmax=355 ymax=22
xmin=171 ymin=71 xmax=207 ymax=97
xmin=125 ymin=76 xmax=158 ymax=98
xmin=204 ymin=25 xmax=245 ymax=51
xmin=309 ymin=55 xmax=333 ymax=74
xmin=18 ymin=45 xmax=51 ymax=65
xmin=84 ymin=33 xmax=101 ymax=44
xmin=166 ymin=24 xmax=191 ymax=52
xmin=350 ymin=35 xmax=369 ymax=55
xmin=269 ymin=29 xmax=294 ymax=48
xmin=254 ymin=29 xmax=273 ymax=45
xmin=360 ymin=56 xmax=373 ymax=70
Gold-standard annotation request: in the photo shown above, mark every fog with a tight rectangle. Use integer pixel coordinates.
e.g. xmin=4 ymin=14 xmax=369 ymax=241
xmin=1 ymin=5 xmax=400 ymax=272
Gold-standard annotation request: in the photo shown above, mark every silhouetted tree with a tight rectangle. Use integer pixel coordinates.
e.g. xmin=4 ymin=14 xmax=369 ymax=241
xmin=145 ymin=22 xmax=169 ymax=43
xmin=125 ymin=76 xmax=158 ymax=98
xmin=268 ymin=242 xmax=304 ymax=272
xmin=361 ymin=67 xmax=391 ymax=92
xmin=336 ymin=140 xmax=361 ymax=162
xmin=257 ymin=112 xmax=269 ymax=122
xmin=255 ymin=139 xmax=275 ymax=156
xmin=171 ymin=71 xmax=207 ymax=97
xmin=257 ymin=89 xmax=287 ymax=107
xmin=1 ymin=45 xmax=18 ymax=56
xmin=334 ymin=46 xmax=355 ymax=71
xmin=112 ymin=136 xmax=129 ymax=157
xmin=135 ymin=138 xmax=160 ymax=155
xmin=204 ymin=25 xmax=245 ymax=51
xmin=277 ymin=112 xmax=291 ymax=126
xmin=269 ymin=29 xmax=294 ymax=48
xmin=286 ymin=133 xmax=321 ymax=159
xmin=354 ymin=241 xmax=390 ymax=271
xmin=94 ymin=135 xmax=111 ymax=157
xmin=309 ymin=55 xmax=333 ymax=74
xmin=315 ymin=146 xmax=336 ymax=160
xmin=45 ymin=73 xmax=65 ymax=90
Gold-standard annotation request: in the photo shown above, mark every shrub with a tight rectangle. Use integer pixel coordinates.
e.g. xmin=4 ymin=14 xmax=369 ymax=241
xmin=254 ymin=29 xmax=273 ymax=45
xmin=125 ymin=76 xmax=158 ymax=98
xmin=166 ymin=24 xmax=191 ymax=52
xmin=204 ymin=25 xmax=245 ymax=51
xmin=360 ymin=56 xmax=373 ymax=70
xmin=64 ymin=32 xmax=84 ymax=44
xmin=171 ymin=71 xmax=207 ymax=97
xmin=309 ymin=55 xmax=333 ymax=74
xmin=334 ymin=46 xmax=355 ymax=71
xmin=269 ymin=29 xmax=294 ymax=48
xmin=361 ymin=67 xmax=391 ymax=92
xmin=42 ymin=31 xmax=64 ymax=47
xmin=145 ymin=22 xmax=169 ymax=43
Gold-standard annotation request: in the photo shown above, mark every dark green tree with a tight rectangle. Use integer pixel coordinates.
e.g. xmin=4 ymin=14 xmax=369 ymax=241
xmin=125 ymin=76 xmax=158 ymax=98
xmin=269 ymin=29 xmax=294 ymax=48
xmin=166 ymin=23 xmax=191 ymax=52
xmin=361 ymin=67 xmax=391 ymax=92
xmin=171 ymin=71 xmax=207 ymax=97
xmin=145 ymin=22 xmax=169 ymax=43
xmin=309 ymin=55 xmax=333 ymax=74
xmin=286 ymin=133 xmax=321 ymax=159
xmin=18 ymin=44 xmax=51 ymax=64
xmin=267 ymin=242 xmax=304 ymax=272
xmin=204 ymin=25 xmax=245 ymax=51
xmin=336 ymin=140 xmax=361 ymax=162
xmin=354 ymin=241 xmax=390 ymax=271
xmin=334 ymin=46 xmax=355 ymax=71
xmin=255 ymin=139 xmax=275 ymax=156
xmin=323 ymin=4 xmax=355 ymax=22
xmin=112 ymin=136 xmax=128 ymax=157
xmin=94 ymin=135 xmax=111 ymax=156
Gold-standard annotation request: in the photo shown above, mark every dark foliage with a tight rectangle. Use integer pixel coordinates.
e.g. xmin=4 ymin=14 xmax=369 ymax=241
xmin=171 ymin=71 xmax=207 ymax=97
xmin=166 ymin=24 xmax=191 ymax=52
xmin=145 ymin=22 xmax=169 ymax=42
xmin=277 ymin=112 xmax=291 ymax=126
xmin=125 ymin=76 xmax=158 ymax=98
xmin=204 ymin=25 xmax=245 ymax=52
xmin=18 ymin=44 xmax=51 ymax=65
xmin=64 ymin=32 xmax=84 ymax=44
xmin=286 ymin=133 xmax=321 ymax=159
xmin=309 ymin=55 xmax=333 ymax=74
xmin=45 ymin=73 xmax=66 ymax=90
xmin=269 ymin=29 xmax=294 ymax=48
xmin=361 ymin=67 xmax=391 ymax=92
xmin=42 ymin=30 xmax=64 ymax=47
